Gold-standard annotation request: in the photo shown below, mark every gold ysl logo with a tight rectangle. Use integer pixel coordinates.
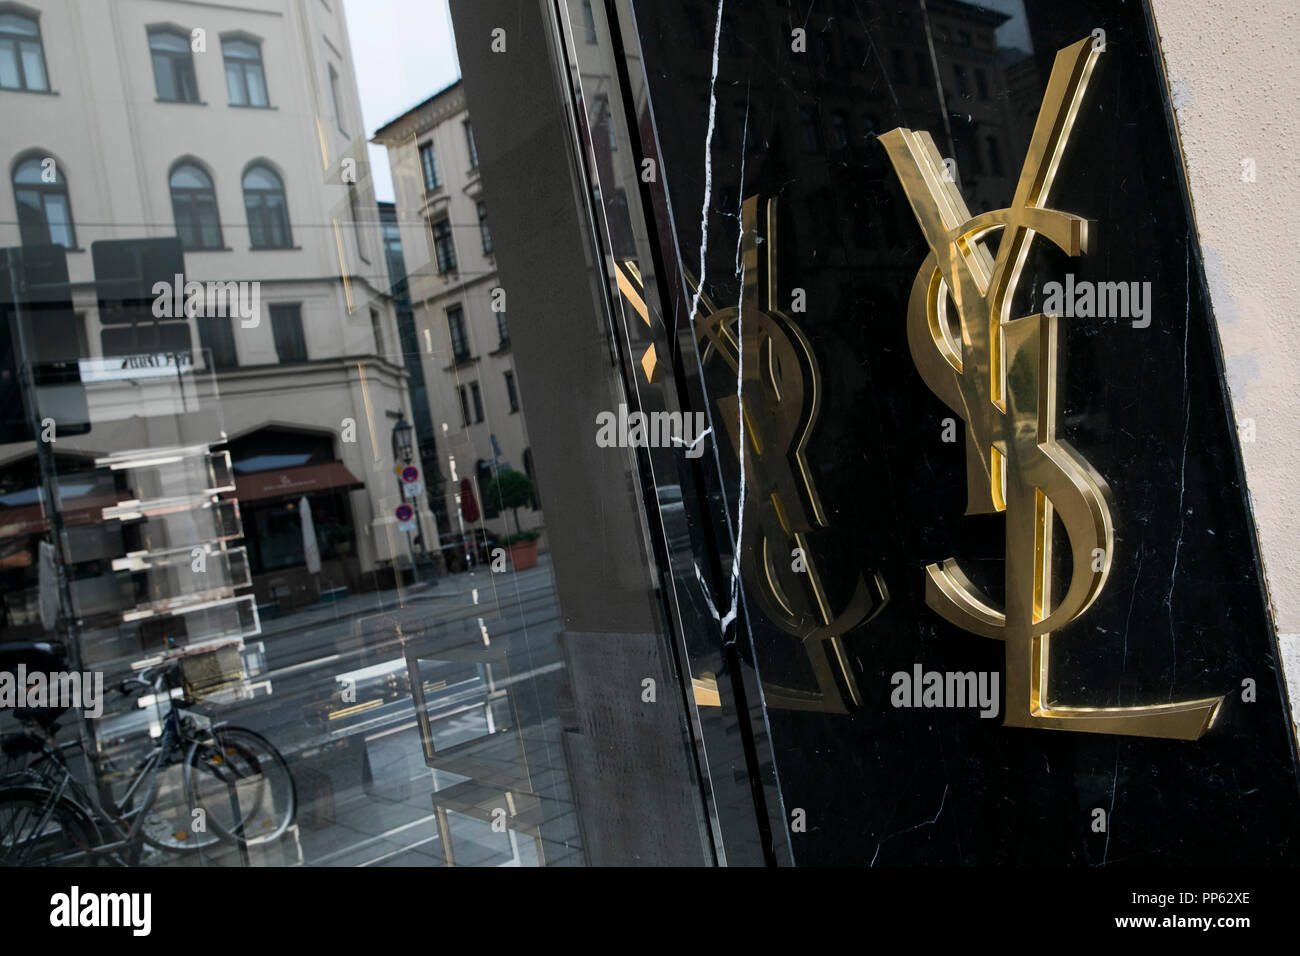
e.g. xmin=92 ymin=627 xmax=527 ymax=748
xmin=685 ymin=196 xmax=887 ymax=713
xmin=881 ymin=38 xmax=1223 ymax=739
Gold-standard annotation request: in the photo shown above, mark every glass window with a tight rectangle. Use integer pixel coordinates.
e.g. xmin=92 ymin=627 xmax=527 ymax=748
xmin=890 ymin=48 xmax=907 ymax=84
xmin=582 ymin=0 xmax=597 ymax=44
xmin=954 ymin=63 xmax=969 ymax=97
xmin=987 ymin=135 xmax=1004 ymax=177
xmin=477 ymin=200 xmax=492 ymax=254
xmin=800 ymin=106 xmax=823 ymax=152
xmin=349 ymin=188 xmax=368 ymax=262
xmin=197 ymin=315 xmax=238 ymax=369
xmin=431 ymin=216 xmax=457 ymax=273
xmin=447 ymin=305 xmax=469 ymax=362
xmin=170 ymin=161 xmax=222 ymax=249
xmin=830 ymin=111 xmax=849 ymax=150
xmin=149 ymin=28 xmax=199 ymax=103
xmin=223 ymin=36 xmax=268 ymax=107
xmin=328 ymin=63 xmax=346 ymax=134
xmin=370 ymin=307 xmax=384 ymax=357
xmin=504 ymin=370 xmax=518 ymax=412
xmin=269 ymin=303 xmax=307 ymax=363
xmin=0 ymin=10 xmax=49 ymax=92
xmin=12 ymin=154 xmax=76 ymax=248
xmin=243 ymin=163 xmax=292 ymax=249
xmin=464 ymin=119 xmax=478 ymax=168
xmin=458 ymin=384 xmax=471 ymax=426
xmin=470 ymin=381 xmax=484 ymax=423
xmin=419 ymin=141 xmax=440 ymax=191
xmin=496 ymin=308 xmax=509 ymax=347
xmin=976 ymin=68 xmax=990 ymax=100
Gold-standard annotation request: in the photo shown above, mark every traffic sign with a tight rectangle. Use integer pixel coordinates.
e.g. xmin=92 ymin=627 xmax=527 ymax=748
xmin=395 ymin=504 xmax=413 ymax=522
xmin=402 ymin=480 xmax=424 ymax=499
xmin=401 ymin=465 xmax=420 ymax=483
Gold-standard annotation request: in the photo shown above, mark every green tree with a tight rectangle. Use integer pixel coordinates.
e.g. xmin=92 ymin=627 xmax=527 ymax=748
xmin=483 ymin=469 xmax=535 ymax=532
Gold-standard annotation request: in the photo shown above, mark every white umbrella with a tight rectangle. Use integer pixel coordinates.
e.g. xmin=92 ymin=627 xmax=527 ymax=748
xmin=300 ymin=495 xmax=322 ymax=574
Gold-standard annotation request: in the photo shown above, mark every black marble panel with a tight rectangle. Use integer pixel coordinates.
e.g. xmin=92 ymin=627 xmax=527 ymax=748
xmin=628 ymin=0 xmax=1300 ymax=864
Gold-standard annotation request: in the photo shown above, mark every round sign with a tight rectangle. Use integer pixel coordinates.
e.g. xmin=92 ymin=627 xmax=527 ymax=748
xmin=395 ymin=504 xmax=414 ymax=522
xmin=401 ymin=465 xmax=420 ymax=483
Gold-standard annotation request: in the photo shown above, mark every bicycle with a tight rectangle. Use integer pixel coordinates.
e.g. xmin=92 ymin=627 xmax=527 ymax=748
xmin=0 ymin=644 xmax=296 ymax=866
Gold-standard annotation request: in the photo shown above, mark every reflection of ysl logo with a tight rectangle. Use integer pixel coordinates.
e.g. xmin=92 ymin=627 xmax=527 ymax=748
xmin=691 ymin=196 xmax=887 ymax=713
xmin=882 ymin=38 xmax=1223 ymax=739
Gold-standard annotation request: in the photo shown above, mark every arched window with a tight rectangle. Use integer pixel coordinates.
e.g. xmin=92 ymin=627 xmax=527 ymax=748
xmin=169 ymin=162 xmax=222 ymax=249
xmin=148 ymin=27 xmax=199 ymax=103
xmin=242 ymin=163 xmax=291 ymax=249
xmin=12 ymin=154 xmax=75 ymax=248
xmin=0 ymin=8 xmax=49 ymax=91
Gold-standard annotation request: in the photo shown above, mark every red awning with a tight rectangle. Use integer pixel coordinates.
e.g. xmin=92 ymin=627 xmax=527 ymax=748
xmin=235 ymin=462 xmax=364 ymax=503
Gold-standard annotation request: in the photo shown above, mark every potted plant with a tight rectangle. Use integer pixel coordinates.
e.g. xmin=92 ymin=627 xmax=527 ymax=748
xmin=502 ymin=530 xmax=540 ymax=570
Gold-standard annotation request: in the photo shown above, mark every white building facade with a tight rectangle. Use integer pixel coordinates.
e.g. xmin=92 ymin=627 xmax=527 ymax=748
xmin=0 ymin=0 xmax=435 ymax=613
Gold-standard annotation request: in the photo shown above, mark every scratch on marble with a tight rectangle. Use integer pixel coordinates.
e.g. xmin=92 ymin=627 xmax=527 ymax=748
xmin=870 ymin=784 xmax=948 ymax=866
xmin=1164 ymin=239 xmax=1191 ymax=698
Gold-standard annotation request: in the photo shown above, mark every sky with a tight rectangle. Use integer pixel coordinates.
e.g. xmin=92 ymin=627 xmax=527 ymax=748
xmin=341 ymin=0 xmax=461 ymax=203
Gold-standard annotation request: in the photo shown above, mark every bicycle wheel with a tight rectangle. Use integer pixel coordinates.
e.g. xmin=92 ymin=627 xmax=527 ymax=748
xmin=184 ymin=726 xmax=295 ymax=847
xmin=0 ymin=784 xmax=101 ymax=866
xmin=134 ymin=756 xmax=224 ymax=854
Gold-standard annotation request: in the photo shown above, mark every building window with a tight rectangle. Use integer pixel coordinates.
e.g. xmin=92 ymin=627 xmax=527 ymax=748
xmin=431 ymin=216 xmax=457 ymax=273
xmin=593 ymin=94 xmax=617 ymax=151
xmin=890 ymin=48 xmax=907 ymax=84
xmin=169 ymin=161 xmax=222 ymax=250
xmin=953 ymin=63 xmax=969 ymax=98
xmin=349 ymin=188 xmax=368 ymax=262
xmin=830 ymin=111 xmax=849 ymax=150
xmin=328 ymin=63 xmax=346 ymax=134
xmin=370 ymin=307 xmax=384 ymax=357
xmin=914 ymin=52 xmax=929 ymax=87
xmin=222 ymin=36 xmax=268 ymax=107
xmin=12 ymin=154 xmax=75 ymax=248
xmin=149 ymin=28 xmax=200 ymax=103
xmin=958 ymin=30 xmax=972 ymax=48
xmin=243 ymin=163 xmax=291 ymax=249
xmin=799 ymin=106 xmax=824 ymax=153
xmin=197 ymin=315 xmax=238 ymax=369
xmin=269 ymin=303 xmax=307 ymax=363
xmin=496 ymin=309 xmax=508 ymax=348
xmin=504 ymin=370 xmax=518 ymax=412
xmin=419 ymin=142 xmax=440 ymax=191
xmin=477 ymin=200 xmax=492 ymax=254
xmin=0 ymin=9 xmax=49 ymax=92
xmin=975 ymin=68 xmax=990 ymax=101
xmin=469 ymin=381 xmax=484 ymax=423
xmin=582 ymin=0 xmax=597 ymax=44
xmin=458 ymin=385 xmax=471 ymax=427
xmin=987 ymin=135 xmax=1004 ymax=177
xmin=447 ymin=306 xmax=469 ymax=362
xmin=464 ymin=120 xmax=478 ymax=169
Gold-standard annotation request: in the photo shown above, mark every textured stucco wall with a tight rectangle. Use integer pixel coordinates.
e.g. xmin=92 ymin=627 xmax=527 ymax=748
xmin=1149 ymin=0 xmax=1300 ymax=731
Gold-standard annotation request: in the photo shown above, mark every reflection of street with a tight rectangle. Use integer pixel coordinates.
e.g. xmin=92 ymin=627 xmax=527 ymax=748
xmin=150 ymin=555 xmax=581 ymax=867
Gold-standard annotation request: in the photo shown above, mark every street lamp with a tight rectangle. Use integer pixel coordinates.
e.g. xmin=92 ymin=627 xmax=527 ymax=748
xmin=391 ymin=412 xmax=414 ymax=464
xmin=391 ymin=413 xmax=419 ymax=584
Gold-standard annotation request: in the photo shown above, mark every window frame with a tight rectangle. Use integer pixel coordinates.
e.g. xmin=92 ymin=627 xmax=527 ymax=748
xmin=431 ymin=216 xmax=457 ymax=273
xmin=447 ymin=305 xmax=470 ymax=363
xmin=328 ymin=62 xmax=347 ymax=135
xmin=464 ymin=119 xmax=479 ymax=169
xmin=222 ymin=35 xmax=269 ymax=108
xmin=242 ymin=162 xmax=292 ymax=250
xmin=269 ymin=303 xmax=308 ymax=364
xmin=0 ymin=7 xmax=50 ymax=92
xmin=12 ymin=153 xmax=76 ymax=249
xmin=197 ymin=314 xmax=239 ymax=370
xmin=477 ymin=200 xmax=492 ymax=255
xmin=169 ymin=160 xmax=224 ymax=250
xmin=148 ymin=26 xmax=201 ymax=104
xmin=504 ymin=370 xmax=518 ymax=412
xmin=419 ymin=141 xmax=441 ymax=191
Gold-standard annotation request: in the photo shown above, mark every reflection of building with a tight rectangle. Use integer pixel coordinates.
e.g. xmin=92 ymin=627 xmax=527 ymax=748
xmin=0 ymin=0 xmax=433 ymax=620
xmin=372 ymin=83 xmax=541 ymax=545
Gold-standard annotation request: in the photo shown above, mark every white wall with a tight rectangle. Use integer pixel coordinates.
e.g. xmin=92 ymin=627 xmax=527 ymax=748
xmin=1150 ymin=0 xmax=1300 ymax=734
